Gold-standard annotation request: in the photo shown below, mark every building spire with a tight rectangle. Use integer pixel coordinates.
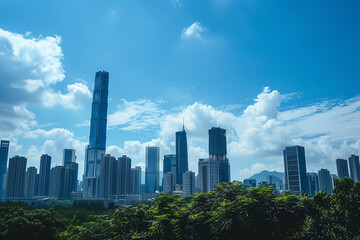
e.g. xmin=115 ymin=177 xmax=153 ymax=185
xmin=183 ymin=118 xmax=185 ymax=131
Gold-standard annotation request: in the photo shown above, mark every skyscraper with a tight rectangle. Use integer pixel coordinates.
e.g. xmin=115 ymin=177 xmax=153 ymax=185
xmin=130 ymin=166 xmax=141 ymax=194
xmin=163 ymin=172 xmax=176 ymax=192
xmin=163 ymin=154 xmax=176 ymax=174
xmin=145 ymin=146 xmax=159 ymax=193
xmin=198 ymin=158 xmax=219 ymax=193
xmin=336 ymin=158 xmax=349 ymax=179
xmin=84 ymin=71 xmax=109 ymax=198
xmin=63 ymin=149 xmax=76 ymax=165
xmin=209 ymin=127 xmax=230 ymax=183
xmin=50 ymin=166 xmax=65 ymax=199
xmin=116 ymin=155 xmax=131 ymax=195
xmin=243 ymin=179 xmax=257 ymax=187
xmin=38 ymin=154 xmax=51 ymax=196
xmin=307 ymin=172 xmax=319 ymax=196
xmin=176 ymin=125 xmax=188 ymax=184
xmin=24 ymin=167 xmax=38 ymax=197
xmin=182 ymin=171 xmax=195 ymax=196
xmin=348 ymin=154 xmax=360 ymax=181
xmin=64 ymin=162 xmax=78 ymax=199
xmin=283 ymin=145 xmax=308 ymax=195
xmin=99 ymin=154 xmax=117 ymax=199
xmin=6 ymin=156 xmax=27 ymax=198
xmin=318 ymin=169 xmax=333 ymax=194
xmin=0 ymin=140 xmax=9 ymax=198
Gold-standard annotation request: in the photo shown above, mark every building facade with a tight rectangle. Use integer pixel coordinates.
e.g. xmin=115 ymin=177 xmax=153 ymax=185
xmin=6 ymin=156 xmax=27 ymax=198
xmin=63 ymin=149 xmax=76 ymax=165
xmin=348 ymin=154 xmax=360 ymax=181
xmin=307 ymin=172 xmax=319 ymax=195
xmin=99 ymin=154 xmax=117 ymax=199
xmin=145 ymin=147 xmax=159 ymax=193
xmin=182 ymin=171 xmax=195 ymax=196
xmin=0 ymin=140 xmax=9 ymax=198
xmin=336 ymin=158 xmax=349 ymax=179
xmin=24 ymin=167 xmax=38 ymax=197
xmin=209 ymin=127 xmax=230 ymax=183
xmin=84 ymin=71 xmax=109 ymax=198
xmin=116 ymin=155 xmax=132 ymax=195
xmin=50 ymin=166 xmax=65 ymax=199
xmin=243 ymin=179 xmax=256 ymax=187
xmin=198 ymin=158 xmax=219 ymax=193
xmin=318 ymin=169 xmax=333 ymax=194
xmin=176 ymin=126 xmax=188 ymax=185
xmin=38 ymin=154 xmax=51 ymax=196
xmin=64 ymin=162 xmax=78 ymax=199
xmin=283 ymin=145 xmax=308 ymax=195
xmin=163 ymin=154 xmax=177 ymax=174
xmin=130 ymin=166 xmax=141 ymax=194
xmin=163 ymin=172 xmax=176 ymax=193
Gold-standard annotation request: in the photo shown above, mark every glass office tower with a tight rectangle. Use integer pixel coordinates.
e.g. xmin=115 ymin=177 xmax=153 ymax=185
xmin=336 ymin=158 xmax=349 ymax=179
xmin=176 ymin=125 xmax=188 ymax=184
xmin=283 ymin=145 xmax=308 ymax=195
xmin=84 ymin=71 xmax=109 ymax=198
xmin=209 ymin=127 xmax=230 ymax=183
xmin=0 ymin=140 xmax=9 ymax=198
xmin=145 ymin=147 xmax=159 ymax=193
xmin=348 ymin=154 xmax=360 ymax=181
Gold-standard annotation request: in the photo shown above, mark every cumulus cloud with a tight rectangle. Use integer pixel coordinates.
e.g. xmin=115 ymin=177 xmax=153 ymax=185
xmin=108 ymin=99 xmax=165 ymax=131
xmin=20 ymin=128 xmax=88 ymax=170
xmin=0 ymin=28 xmax=91 ymax=135
xmin=181 ymin=22 xmax=205 ymax=40
xmin=105 ymin=87 xmax=360 ymax=180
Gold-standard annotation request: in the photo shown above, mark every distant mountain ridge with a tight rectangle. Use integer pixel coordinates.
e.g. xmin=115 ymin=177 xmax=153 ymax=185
xmin=246 ymin=170 xmax=284 ymax=184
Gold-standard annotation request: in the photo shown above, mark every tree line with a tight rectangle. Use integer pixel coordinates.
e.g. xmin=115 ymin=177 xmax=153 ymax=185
xmin=1 ymin=177 xmax=360 ymax=240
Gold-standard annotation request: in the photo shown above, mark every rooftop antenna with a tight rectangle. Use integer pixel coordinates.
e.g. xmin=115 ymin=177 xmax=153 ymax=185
xmin=183 ymin=118 xmax=185 ymax=131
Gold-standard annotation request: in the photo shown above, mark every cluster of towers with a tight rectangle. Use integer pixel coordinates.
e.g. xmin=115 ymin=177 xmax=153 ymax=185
xmin=283 ymin=145 xmax=360 ymax=195
xmin=0 ymin=146 xmax=78 ymax=200
xmin=82 ymin=71 xmax=231 ymax=199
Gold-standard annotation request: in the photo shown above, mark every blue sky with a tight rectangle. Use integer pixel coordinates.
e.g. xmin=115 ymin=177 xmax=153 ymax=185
xmin=0 ymin=0 xmax=360 ymax=180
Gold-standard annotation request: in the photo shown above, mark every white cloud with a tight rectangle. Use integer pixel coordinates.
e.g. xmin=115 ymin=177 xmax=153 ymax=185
xmin=108 ymin=99 xmax=165 ymax=131
xmin=172 ymin=0 xmax=182 ymax=8
xmin=181 ymin=22 xmax=205 ymax=40
xmin=106 ymin=87 xmax=360 ymax=179
xmin=0 ymin=28 xmax=91 ymax=135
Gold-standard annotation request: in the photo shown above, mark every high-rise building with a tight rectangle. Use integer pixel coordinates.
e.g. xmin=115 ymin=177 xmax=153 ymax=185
xmin=176 ymin=125 xmax=188 ymax=185
xmin=318 ymin=169 xmax=333 ymax=194
xmin=182 ymin=171 xmax=195 ymax=196
xmin=6 ymin=156 xmax=27 ymax=198
xmin=336 ymin=158 xmax=349 ymax=179
xmin=63 ymin=149 xmax=76 ymax=165
xmin=209 ymin=127 xmax=230 ymax=183
xmin=243 ymin=179 xmax=256 ymax=187
xmin=50 ymin=166 xmax=65 ymax=199
xmin=116 ymin=155 xmax=131 ymax=195
xmin=307 ymin=172 xmax=319 ymax=196
xmin=348 ymin=155 xmax=360 ymax=181
xmin=99 ymin=154 xmax=117 ymax=199
xmin=130 ymin=166 xmax=141 ymax=194
xmin=0 ymin=140 xmax=9 ymax=198
xmin=283 ymin=145 xmax=308 ymax=195
xmin=198 ymin=158 xmax=219 ymax=193
xmin=24 ymin=167 xmax=38 ymax=197
xmin=84 ymin=71 xmax=109 ymax=198
xmin=163 ymin=154 xmax=176 ymax=174
xmin=267 ymin=175 xmax=281 ymax=185
xmin=163 ymin=172 xmax=176 ymax=193
xmin=38 ymin=154 xmax=51 ymax=196
xmin=145 ymin=146 xmax=159 ymax=193
xmin=64 ymin=162 xmax=78 ymax=199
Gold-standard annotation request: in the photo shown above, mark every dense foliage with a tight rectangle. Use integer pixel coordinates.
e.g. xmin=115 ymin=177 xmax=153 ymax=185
xmin=1 ymin=178 xmax=360 ymax=239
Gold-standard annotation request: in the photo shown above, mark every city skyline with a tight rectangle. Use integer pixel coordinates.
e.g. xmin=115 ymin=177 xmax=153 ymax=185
xmin=0 ymin=1 xmax=360 ymax=181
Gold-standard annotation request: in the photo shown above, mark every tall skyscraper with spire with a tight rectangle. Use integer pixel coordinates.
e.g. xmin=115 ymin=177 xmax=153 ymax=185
xmin=84 ymin=71 xmax=109 ymax=198
xmin=176 ymin=123 xmax=188 ymax=184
